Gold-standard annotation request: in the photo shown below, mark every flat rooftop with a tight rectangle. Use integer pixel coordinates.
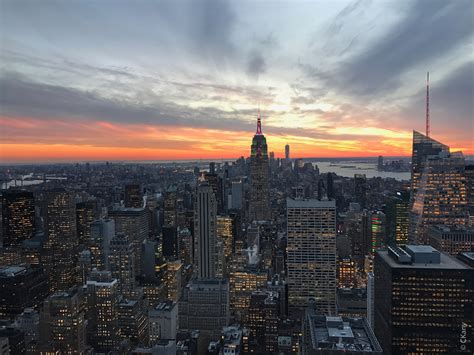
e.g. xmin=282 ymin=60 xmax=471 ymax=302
xmin=378 ymin=248 xmax=469 ymax=270
xmin=287 ymin=198 xmax=335 ymax=208
xmin=0 ymin=266 xmax=27 ymax=277
xmin=308 ymin=315 xmax=382 ymax=353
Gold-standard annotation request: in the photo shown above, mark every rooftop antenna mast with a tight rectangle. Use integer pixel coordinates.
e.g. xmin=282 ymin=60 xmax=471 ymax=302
xmin=426 ymin=72 xmax=430 ymax=137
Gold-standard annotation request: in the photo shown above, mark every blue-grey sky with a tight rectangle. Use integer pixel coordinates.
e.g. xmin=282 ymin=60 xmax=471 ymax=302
xmin=1 ymin=0 xmax=473 ymax=161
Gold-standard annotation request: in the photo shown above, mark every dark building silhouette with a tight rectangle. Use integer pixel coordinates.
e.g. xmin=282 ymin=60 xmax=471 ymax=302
xmin=0 ymin=265 xmax=48 ymax=319
xmin=374 ymin=245 xmax=473 ymax=354
xmin=385 ymin=191 xmax=409 ymax=246
xmin=1 ymin=190 xmax=35 ymax=247
xmin=354 ymin=174 xmax=367 ymax=209
xmin=42 ymin=189 xmax=78 ymax=293
xmin=125 ymin=184 xmax=143 ymax=208
xmin=76 ymin=200 xmax=97 ymax=246
xmin=39 ymin=287 xmax=87 ymax=354
xmin=249 ymin=110 xmax=270 ymax=221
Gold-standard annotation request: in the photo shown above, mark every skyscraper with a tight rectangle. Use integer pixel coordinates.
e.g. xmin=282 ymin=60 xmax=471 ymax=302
xmin=249 ymin=110 xmax=270 ymax=221
xmin=76 ymin=200 xmax=97 ymax=246
xmin=86 ymin=270 xmax=120 ymax=352
xmin=354 ymin=174 xmax=367 ymax=209
xmin=286 ymin=198 xmax=337 ymax=316
xmin=109 ymin=206 xmax=149 ymax=274
xmin=108 ymin=232 xmax=136 ymax=296
xmin=231 ymin=181 xmax=243 ymax=210
xmin=374 ymin=245 xmax=473 ymax=354
xmin=124 ymin=183 xmax=143 ymax=208
xmin=178 ymin=279 xmax=230 ymax=346
xmin=466 ymin=164 xmax=474 ymax=224
xmin=194 ymin=183 xmax=217 ymax=279
xmin=39 ymin=287 xmax=87 ymax=354
xmin=89 ymin=218 xmax=115 ymax=270
xmin=1 ymin=190 xmax=35 ymax=247
xmin=409 ymin=131 xmax=468 ymax=243
xmin=368 ymin=210 xmax=386 ymax=256
xmin=385 ymin=191 xmax=409 ymax=246
xmin=285 ymin=144 xmax=290 ymax=161
xmin=42 ymin=189 xmax=78 ymax=292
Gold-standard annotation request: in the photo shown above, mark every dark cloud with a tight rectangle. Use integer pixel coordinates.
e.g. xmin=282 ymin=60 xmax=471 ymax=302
xmin=343 ymin=0 xmax=473 ymax=95
xmin=246 ymin=51 xmax=267 ymax=78
xmin=0 ymin=72 xmax=391 ymax=145
xmin=305 ymin=0 xmax=473 ymax=97
xmin=0 ymin=72 xmax=255 ymax=132
xmin=402 ymin=61 xmax=473 ymax=136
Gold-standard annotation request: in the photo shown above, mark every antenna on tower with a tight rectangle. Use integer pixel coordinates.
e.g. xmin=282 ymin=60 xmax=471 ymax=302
xmin=426 ymin=72 xmax=430 ymax=137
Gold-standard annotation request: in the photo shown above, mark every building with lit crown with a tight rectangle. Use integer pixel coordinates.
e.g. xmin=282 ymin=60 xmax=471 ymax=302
xmin=249 ymin=110 xmax=270 ymax=221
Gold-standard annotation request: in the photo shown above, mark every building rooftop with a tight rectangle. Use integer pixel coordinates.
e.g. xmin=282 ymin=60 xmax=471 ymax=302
xmin=428 ymin=224 xmax=474 ymax=233
xmin=0 ymin=266 xmax=27 ymax=277
xmin=154 ymin=300 xmax=176 ymax=312
xmin=287 ymin=198 xmax=336 ymax=208
xmin=307 ymin=315 xmax=382 ymax=353
xmin=380 ymin=245 xmax=469 ymax=270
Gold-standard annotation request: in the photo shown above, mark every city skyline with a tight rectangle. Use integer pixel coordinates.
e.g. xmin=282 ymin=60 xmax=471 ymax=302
xmin=1 ymin=0 xmax=473 ymax=163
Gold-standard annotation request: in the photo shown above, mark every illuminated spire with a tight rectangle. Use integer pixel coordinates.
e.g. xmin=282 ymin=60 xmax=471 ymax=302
xmin=256 ymin=108 xmax=262 ymax=135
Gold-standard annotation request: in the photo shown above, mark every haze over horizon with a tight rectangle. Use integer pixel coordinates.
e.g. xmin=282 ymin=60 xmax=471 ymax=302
xmin=1 ymin=0 xmax=473 ymax=163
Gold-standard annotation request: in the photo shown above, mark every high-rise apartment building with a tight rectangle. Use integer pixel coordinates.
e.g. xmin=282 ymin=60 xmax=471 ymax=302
xmin=149 ymin=300 xmax=178 ymax=345
xmin=108 ymin=232 xmax=136 ymax=296
xmin=246 ymin=290 xmax=279 ymax=353
xmin=89 ymin=218 xmax=115 ymax=270
xmin=117 ymin=298 xmax=148 ymax=347
xmin=194 ymin=183 xmax=217 ymax=279
xmin=109 ymin=206 xmax=149 ymax=274
xmin=229 ymin=265 xmax=267 ymax=322
xmin=374 ymin=245 xmax=473 ymax=354
xmin=409 ymin=131 xmax=468 ymax=243
xmin=76 ymin=200 xmax=97 ymax=246
xmin=0 ymin=190 xmax=35 ymax=247
xmin=217 ymin=215 xmax=234 ymax=262
xmin=249 ymin=111 xmax=270 ymax=221
xmin=38 ymin=287 xmax=87 ymax=354
xmin=86 ymin=270 xmax=120 ymax=352
xmin=42 ymin=189 xmax=78 ymax=292
xmin=178 ymin=279 xmax=230 ymax=352
xmin=286 ymin=198 xmax=337 ymax=316
xmin=164 ymin=185 xmax=178 ymax=227
xmin=385 ymin=191 xmax=409 ymax=246
xmin=164 ymin=260 xmax=183 ymax=302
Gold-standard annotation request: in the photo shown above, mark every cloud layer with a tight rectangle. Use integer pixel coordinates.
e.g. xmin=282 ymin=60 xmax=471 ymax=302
xmin=1 ymin=0 xmax=472 ymax=162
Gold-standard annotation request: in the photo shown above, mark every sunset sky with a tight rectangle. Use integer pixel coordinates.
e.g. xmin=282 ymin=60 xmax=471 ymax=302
xmin=1 ymin=0 xmax=473 ymax=163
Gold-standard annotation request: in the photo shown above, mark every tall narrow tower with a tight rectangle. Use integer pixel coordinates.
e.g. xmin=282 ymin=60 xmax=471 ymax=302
xmin=249 ymin=110 xmax=270 ymax=221
xmin=426 ymin=72 xmax=430 ymax=137
xmin=194 ymin=183 xmax=218 ymax=279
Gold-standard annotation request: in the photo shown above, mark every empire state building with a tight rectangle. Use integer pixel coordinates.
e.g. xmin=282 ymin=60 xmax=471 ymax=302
xmin=248 ymin=110 xmax=270 ymax=221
